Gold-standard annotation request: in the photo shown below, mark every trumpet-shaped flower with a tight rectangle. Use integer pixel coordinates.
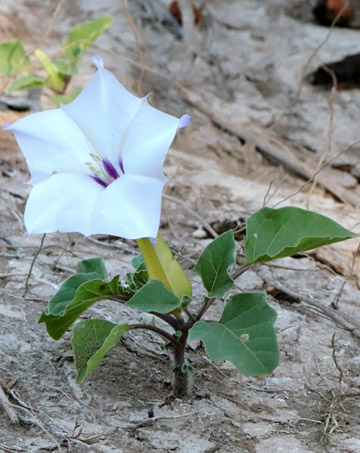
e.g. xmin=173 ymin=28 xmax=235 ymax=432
xmin=4 ymin=56 xmax=190 ymax=239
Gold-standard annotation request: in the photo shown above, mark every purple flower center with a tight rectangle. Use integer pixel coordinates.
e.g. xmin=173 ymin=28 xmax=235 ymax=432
xmin=91 ymin=157 xmax=125 ymax=188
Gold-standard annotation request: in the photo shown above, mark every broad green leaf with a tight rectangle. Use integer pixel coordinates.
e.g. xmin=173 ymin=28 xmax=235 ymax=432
xmin=126 ymin=279 xmax=181 ymax=314
xmin=39 ymin=276 xmax=120 ymax=340
xmin=40 ymin=258 xmax=108 ymax=317
xmin=0 ymin=40 xmax=29 ymax=75
xmin=63 ymin=16 xmax=113 ymax=63
xmin=137 ymin=233 xmax=192 ymax=298
xmin=41 ymin=272 xmax=100 ymax=317
xmin=52 ymin=87 xmax=82 ymax=107
xmin=194 ymin=230 xmax=235 ymax=299
xmin=72 ymin=319 xmax=130 ymax=383
xmin=7 ymin=73 xmax=44 ymax=92
xmin=77 ymin=257 xmax=107 ymax=279
xmin=35 ymin=49 xmax=63 ymax=90
xmin=245 ymin=207 xmax=357 ymax=265
xmin=54 ymin=59 xmax=78 ymax=77
xmin=189 ymin=292 xmax=279 ymax=376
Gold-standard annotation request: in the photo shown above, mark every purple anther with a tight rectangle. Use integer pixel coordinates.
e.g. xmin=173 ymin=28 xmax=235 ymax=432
xmin=149 ymin=237 xmax=157 ymax=244
xmin=24 ymin=231 xmax=29 ymax=238
xmin=3 ymin=123 xmax=11 ymax=131
xmin=103 ymin=159 xmax=119 ymax=180
xmin=91 ymin=175 xmax=108 ymax=188
xmin=119 ymin=157 xmax=125 ymax=174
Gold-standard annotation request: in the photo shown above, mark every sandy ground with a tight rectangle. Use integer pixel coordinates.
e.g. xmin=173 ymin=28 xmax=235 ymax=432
xmin=1 ymin=1 xmax=360 ymax=452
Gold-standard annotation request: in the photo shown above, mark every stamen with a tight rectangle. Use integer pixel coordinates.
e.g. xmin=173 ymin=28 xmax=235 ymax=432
xmin=103 ymin=159 xmax=120 ymax=179
xmin=119 ymin=157 xmax=125 ymax=174
xmin=91 ymin=175 xmax=108 ymax=188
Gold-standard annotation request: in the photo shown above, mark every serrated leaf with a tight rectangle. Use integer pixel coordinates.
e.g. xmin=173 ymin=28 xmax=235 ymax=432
xmin=194 ymin=230 xmax=235 ymax=298
xmin=245 ymin=207 xmax=357 ymax=265
xmin=52 ymin=87 xmax=82 ymax=107
xmin=7 ymin=73 xmax=44 ymax=92
xmin=63 ymin=16 xmax=113 ymax=63
xmin=39 ymin=276 xmax=119 ymax=340
xmin=72 ymin=319 xmax=130 ymax=383
xmin=189 ymin=292 xmax=279 ymax=376
xmin=35 ymin=49 xmax=63 ymax=90
xmin=77 ymin=257 xmax=107 ymax=279
xmin=0 ymin=40 xmax=29 ymax=75
xmin=126 ymin=279 xmax=181 ymax=314
xmin=137 ymin=234 xmax=192 ymax=298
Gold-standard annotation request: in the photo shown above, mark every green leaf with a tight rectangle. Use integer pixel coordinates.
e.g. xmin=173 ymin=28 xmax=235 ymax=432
xmin=194 ymin=230 xmax=235 ymax=299
xmin=54 ymin=59 xmax=78 ymax=77
xmin=189 ymin=292 xmax=279 ymax=376
xmin=35 ymin=49 xmax=63 ymax=90
xmin=72 ymin=319 xmax=130 ymax=383
xmin=245 ymin=207 xmax=358 ymax=265
xmin=126 ymin=280 xmax=181 ymax=314
xmin=39 ymin=276 xmax=119 ymax=340
xmin=0 ymin=40 xmax=29 ymax=75
xmin=137 ymin=234 xmax=192 ymax=298
xmin=131 ymin=253 xmax=146 ymax=271
xmin=63 ymin=16 xmax=113 ymax=63
xmin=51 ymin=87 xmax=82 ymax=107
xmin=41 ymin=272 xmax=100 ymax=317
xmin=77 ymin=257 xmax=107 ymax=279
xmin=7 ymin=73 xmax=44 ymax=92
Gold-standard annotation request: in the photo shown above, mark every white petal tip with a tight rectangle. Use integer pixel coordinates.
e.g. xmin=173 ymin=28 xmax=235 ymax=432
xmin=24 ymin=231 xmax=29 ymax=238
xmin=178 ymin=114 xmax=191 ymax=129
xmin=92 ymin=56 xmax=104 ymax=69
xmin=3 ymin=123 xmax=11 ymax=131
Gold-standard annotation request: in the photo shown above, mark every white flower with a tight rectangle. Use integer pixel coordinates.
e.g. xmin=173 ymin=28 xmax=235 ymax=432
xmin=4 ymin=57 xmax=190 ymax=239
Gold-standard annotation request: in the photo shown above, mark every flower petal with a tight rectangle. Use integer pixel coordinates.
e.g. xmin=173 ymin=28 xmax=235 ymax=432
xmin=89 ymin=174 xmax=165 ymax=239
xmin=24 ymin=173 xmax=102 ymax=235
xmin=122 ymin=97 xmax=180 ymax=179
xmin=6 ymin=110 xmax=94 ymax=184
xmin=61 ymin=64 xmax=144 ymax=165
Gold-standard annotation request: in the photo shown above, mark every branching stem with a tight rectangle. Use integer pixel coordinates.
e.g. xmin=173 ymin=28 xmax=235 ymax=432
xmin=131 ymin=324 xmax=175 ymax=344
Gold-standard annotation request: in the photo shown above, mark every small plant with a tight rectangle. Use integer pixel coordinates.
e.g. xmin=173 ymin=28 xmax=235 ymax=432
xmin=0 ymin=16 xmax=113 ymax=106
xmin=4 ymin=57 xmax=357 ymax=397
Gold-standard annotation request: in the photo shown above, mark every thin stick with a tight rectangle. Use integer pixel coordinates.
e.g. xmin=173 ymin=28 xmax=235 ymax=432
xmin=24 ymin=233 xmax=46 ymax=296
xmin=0 ymin=386 xmax=19 ymax=425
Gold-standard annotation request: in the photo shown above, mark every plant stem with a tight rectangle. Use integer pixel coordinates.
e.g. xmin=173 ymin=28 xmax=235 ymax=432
xmin=173 ymin=331 xmax=189 ymax=398
xmin=131 ymin=324 xmax=175 ymax=344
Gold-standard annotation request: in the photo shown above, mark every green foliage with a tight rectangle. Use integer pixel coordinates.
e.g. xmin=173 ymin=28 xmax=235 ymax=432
xmin=72 ymin=319 xmax=130 ymax=383
xmin=63 ymin=16 xmax=113 ymax=63
xmin=52 ymin=87 xmax=82 ymax=107
xmin=137 ymin=234 xmax=192 ymax=298
xmin=39 ymin=276 xmax=120 ymax=340
xmin=126 ymin=280 xmax=181 ymax=314
xmin=0 ymin=40 xmax=29 ymax=75
xmin=8 ymin=74 xmax=44 ymax=93
xmin=35 ymin=49 xmax=63 ymax=90
xmin=54 ymin=59 xmax=78 ymax=77
xmin=77 ymin=257 xmax=107 ymax=278
xmin=39 ymin=258 xmax=119 ymax=340
xmin=245 ymin=207 xmax=357 ymax=265
xmin=189 ymin=292 xmax=279 ymax=376
xmin=194 ymin=230 xmax=235 ymax=298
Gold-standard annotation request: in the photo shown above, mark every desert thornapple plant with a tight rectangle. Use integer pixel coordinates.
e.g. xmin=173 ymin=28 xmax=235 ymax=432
xmin=4 ymin=56 xmax=357 ymax=397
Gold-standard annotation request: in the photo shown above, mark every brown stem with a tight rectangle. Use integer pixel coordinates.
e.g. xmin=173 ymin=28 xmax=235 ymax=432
xmin=173 ymin=331 xmax=190 ymax=398
xmin=131 ymin=324 xmax=175 ymax=344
